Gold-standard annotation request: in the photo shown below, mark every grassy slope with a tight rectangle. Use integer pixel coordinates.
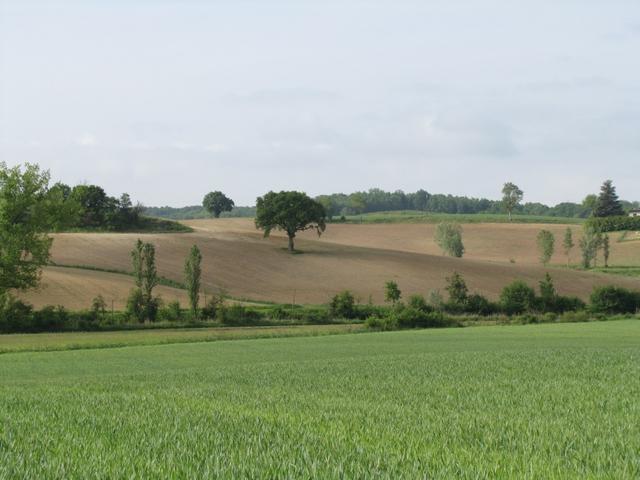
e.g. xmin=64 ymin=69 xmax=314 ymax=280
xmin=1 ymin=320 xmax=639 ymax=478
xmin=337 ymin=210 xmax=585 ymax=224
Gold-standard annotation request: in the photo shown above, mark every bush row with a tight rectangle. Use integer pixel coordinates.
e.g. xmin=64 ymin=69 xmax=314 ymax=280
xmin=586 ymin=215 xmax=640 ymax=233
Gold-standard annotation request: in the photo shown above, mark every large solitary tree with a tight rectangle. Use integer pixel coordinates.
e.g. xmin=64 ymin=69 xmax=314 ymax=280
xmin=202 ymin=191 xmax=234 ymax=218
xmin=254 ymin=191 xmax=327 ymax=252
xmin=593 ymin=180 xmax=624 ymax=217
xmin=501 ymin=182 xmax=523 ymax=221
xmin=0 ymin=163 xmax=60 ymax=295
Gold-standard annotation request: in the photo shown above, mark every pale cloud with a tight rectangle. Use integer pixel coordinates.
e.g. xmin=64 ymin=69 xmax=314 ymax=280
xmin=1 ymin=0 xmax=639 ymax=206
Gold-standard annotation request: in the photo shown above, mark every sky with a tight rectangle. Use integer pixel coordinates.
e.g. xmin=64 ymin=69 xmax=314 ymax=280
xmin=1 ymin=0 xmax=639 ymax=207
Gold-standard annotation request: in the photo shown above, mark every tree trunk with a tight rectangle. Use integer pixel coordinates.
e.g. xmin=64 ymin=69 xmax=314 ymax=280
xmin=288 ymin=234 xmax=295 ymax=252
xmin=508 ymin=210 xmax=512 ymax=221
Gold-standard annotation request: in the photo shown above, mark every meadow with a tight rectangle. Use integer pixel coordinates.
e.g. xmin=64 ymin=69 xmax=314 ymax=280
xmin=1 ymin=320 xmax=639 ymax=478
xmin=337 ymin=210 xmax=585 ymax=225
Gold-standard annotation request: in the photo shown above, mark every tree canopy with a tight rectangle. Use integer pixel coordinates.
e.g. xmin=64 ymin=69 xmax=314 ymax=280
xmin=593 ymin=180 xmax=624 ymax=217
xmin=501 ymin=182 xmax=524 ymax=221
xmin=0 ymin=163 xmax=59 ymax=294
xmin=202 ymin=191 xmax=235 ymax=218
xmin=255 ymin=191 xmax=327 ymax=252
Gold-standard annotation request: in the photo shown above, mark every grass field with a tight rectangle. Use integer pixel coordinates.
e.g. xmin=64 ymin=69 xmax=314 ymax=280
xmin=338 ymin=210 xmax=585 ymax=225
xmin=1 ymin=320 xmax=639 ymax=478
xmin=0 ymin=324 xmax=362 ymax=354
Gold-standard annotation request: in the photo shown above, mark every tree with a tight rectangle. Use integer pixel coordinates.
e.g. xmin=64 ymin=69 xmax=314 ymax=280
xmin=562 ymin=228 xmax=574 ymax=266
xmin=579 ymin=226 xmax=601 ymax=269
xmin=593 ymin=180 xmax=624 ymax=217
xmin=0 ymin=163 xmax=59 ymax=295
xmin=602 ymin=234 xmax=610 ymax=268
xmin=255 ymin=191 xmax=327 ymax=252
xmin=500 ymin=280 xmax=535 ymax=315
xmin=434 ymin=222 xmax=464 ymax=257
xmin=536 ymin=230 xmax=555 ymax=265
xmin=501 ymin=182 xmax=523 ymax=221
xmin=445 ymin=272 xmax=468 ymax=305
xmin=538 ymin=273 xmax=557 ymax=312
xmin=413 ymin=189 xmax=429 ymax=211
xmin=184 ymin=245 xmax=202 ymax=318
xmin=384 ymin=281 xmax=401 ymax=305
xmin=582 ymin=194 xmax=598 ymax=217
xmin=70 ymin=184 xmax=112 ymax=227
xmin=202 ymin=191 xmax=235 ymax=218
xmin=128 ymin=239 xmax=159 ymax=321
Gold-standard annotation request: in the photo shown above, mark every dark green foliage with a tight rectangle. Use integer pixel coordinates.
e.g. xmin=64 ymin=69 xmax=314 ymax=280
xmin=593 ymin=180 xmax=624 ymax=217
xmin=184 ymin=245 xmax=202 ymax=318
xmin=202 ymin=191 xmax=235 ymax=218
xmin=464 ymin=294 xmax=497 ymax=315
xmin=128 ymin=240 xmax=159 ymax=322
xmin=217 ymin=304 xmax=263 ymax=326
xmin=366 ymin=304 xmax=455 ymax=330
xmin=125 ymin=288 xmax=146 ymax=323
xmin=330 ymin=291 xmax=356 ymax=319
xmin=255 ymin=191 xmax=327 ymax=252
xmin=590 ymin=286 xmax=639 ymax=314
xmin=500 ymin=281 xmax=536 ymax=315
xmin=201 ymin=295 xmax=224 ymax=320
xmin=90 ymin=295 xmax=107 ymax=322
xmin=0 ymin=163 xmax=58 ymax=295
xmin=407 ymin=294 xmax=432 ymax=313
xmin=445 ymin=272 xmax=468 ymax=305
xmin=586 ymin=215 xmax=640 ymax=233
xmin=162 ymin=301 xmax=182 ymax=321
xmin=384 ymin=281 xmax=401 ymax=305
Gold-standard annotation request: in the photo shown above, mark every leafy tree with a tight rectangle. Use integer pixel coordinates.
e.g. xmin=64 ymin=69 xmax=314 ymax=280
xmin=445 ymin=272 xmax=468 ymax=305
xmin=501 ymin=182 xmax=523 ymax=221
xmin=0 ymin=163 xmax=59 ymax=295
xmin=500 ymin=280 xmax=535 ymax=315
xmin=579 ymin=226 xmax=601 ymax=269
xmin=91 ymin=295 xmax=107 ymax=322
xmin=330 ymin=291 xmax=356 ymax=318
xmin=255 ymin=191 xmax=327 ymax=252
xmin=46 ymin=182 xmax=81 ymax=231
xmin=562 ymin=228 xmax=574 ymax=266
xmin=536 ymin=230 xmax=555 ymax=265
xmin=202 ymin=191 xmax=235 ymax=218
xmin=593 ymin=180 xmax=624 ymax=217
xmin=602 ymin=234 xmax=610 ymax=268
xmin=413 ymin=189 xmax=429 ymax=211
xmin=384 ymin=281 xmax=401 ymax=305
xmin=582 ymin=194 xmax=598 ymax=217
xmin=538 ymin=273 xmax=556 ymax=311
xmin=129 ymin=239 xmax=159 ymax=321
xmin=184 ymin=245 xmax=202 ymax=318
xmin=434 ymin=222 xmax=464 ymax=257
xmin=70 ymin=184 xmax=112 ymax=227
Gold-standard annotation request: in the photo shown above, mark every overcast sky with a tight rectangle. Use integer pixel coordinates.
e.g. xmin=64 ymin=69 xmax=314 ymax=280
xmin=1 ymin=0 xmax=639 ymax=206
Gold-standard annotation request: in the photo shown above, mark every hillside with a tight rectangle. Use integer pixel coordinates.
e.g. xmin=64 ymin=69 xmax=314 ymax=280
xmin=33 ymin=219 xmax=640 ymax=307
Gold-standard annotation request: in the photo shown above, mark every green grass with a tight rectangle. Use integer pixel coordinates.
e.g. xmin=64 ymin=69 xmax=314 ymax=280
xmin=593 ymin=266 xmax=640 ymax=278
xmin=336 ymin=210 xmax=584 ymax=224
xmin=1 ymin=320 xmax=639 ymax=478
xmin=0 ymin=324 xmax=363 ymax=354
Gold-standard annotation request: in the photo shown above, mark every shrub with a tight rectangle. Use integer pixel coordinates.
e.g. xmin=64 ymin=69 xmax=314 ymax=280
xmin=32 ymin=305 xmax=69 ymax=332
xmin=434 ymin=222 xmax=464 ymax=257
xmin=590 ymin=286 xmax=639 ymax=314
xmin=330 ymin=291 xmax=356 ymax=319
xmin=384 ymin=281 xmax=401 ymax=305
xmin=0 ymin=295 xmax=33 ymax=332
xmin=90 ymin=295 xmax=107 ymax=322
xmin=407 ymin=294 xmax=432 ymax=313
xmin=465 ymin=294 xmax=498 ymax=315
xmin=161 ymin=301 xmax=182 ymax=321
xmin=445 ymin=272 xmax=468 ymax=305
xmin=201 ymin=295 xmax=224 ymax=320
xmin=217 ymin=304 xmax=263 ymax=326
xmin=500 ymin=281 xmax=536 ymax=315
xmin=586 ymin=215 xmax=640 ymax=233
xmin=364 ymin=315 xmax=398 ymax=331
xmin=125 ymin=288 xmax=146 ymax=323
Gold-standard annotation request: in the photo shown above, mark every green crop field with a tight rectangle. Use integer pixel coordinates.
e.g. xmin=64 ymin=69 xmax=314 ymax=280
xmin=337 ymin=210 xmax=585 ymax=225
xmin=1 ymin=320 xmax=639 ymax=478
